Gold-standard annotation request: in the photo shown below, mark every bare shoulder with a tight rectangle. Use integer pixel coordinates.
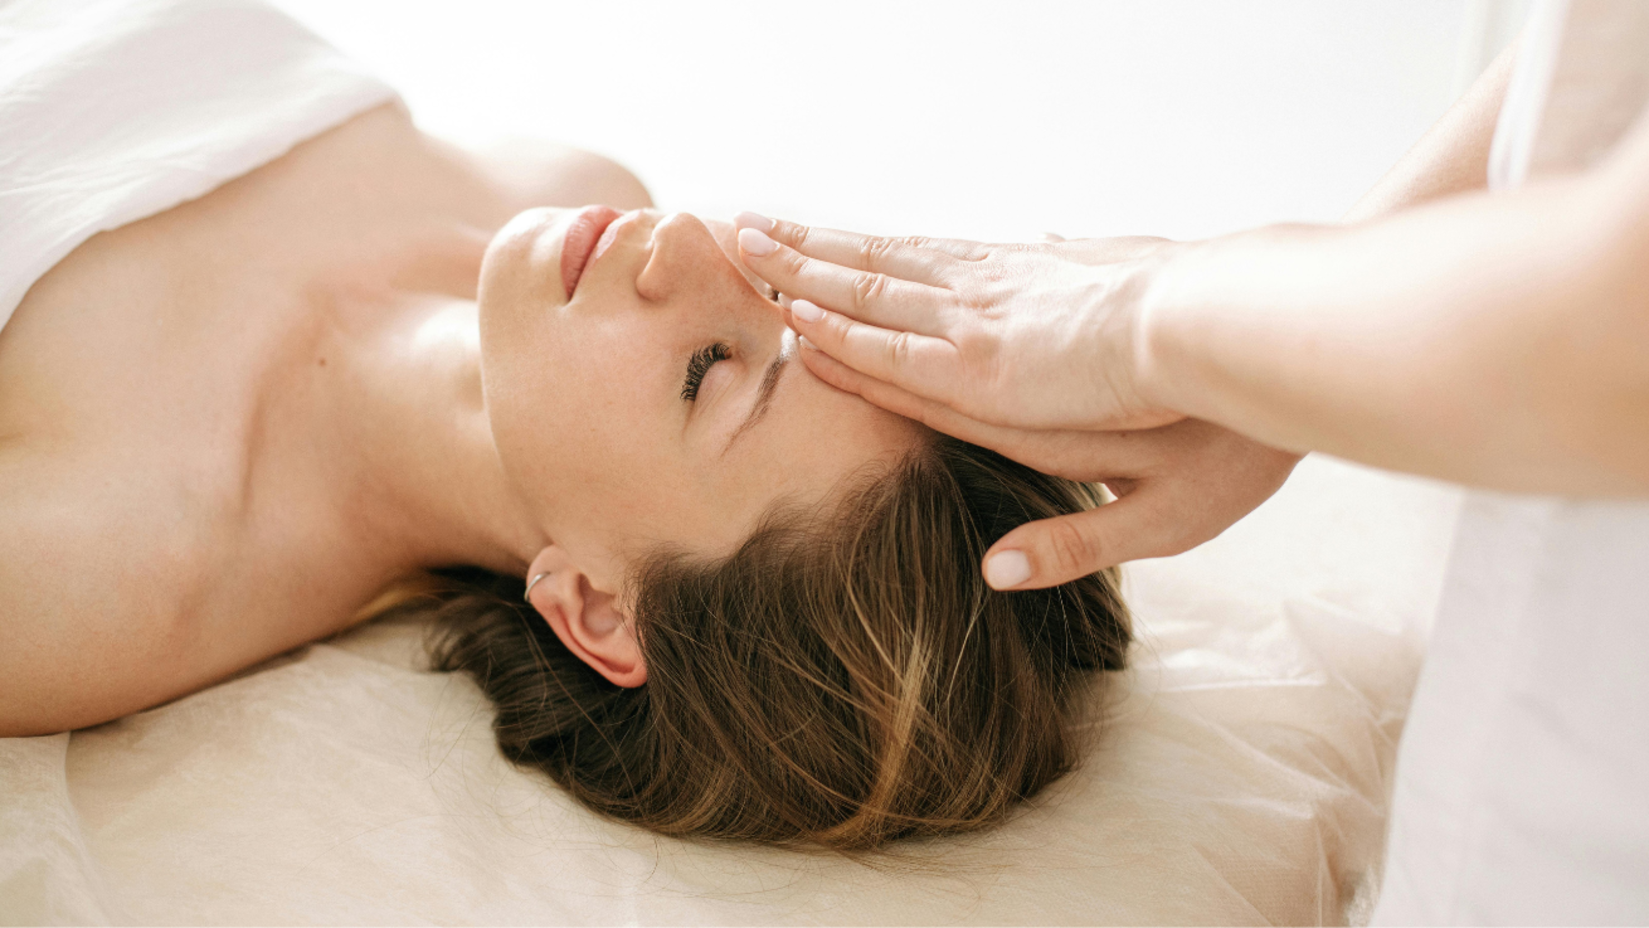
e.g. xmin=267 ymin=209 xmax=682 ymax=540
xmin=438 ymin=134 xmax=653 ymax=215
xmin=0 ymin=448 xmax=211 ymax=736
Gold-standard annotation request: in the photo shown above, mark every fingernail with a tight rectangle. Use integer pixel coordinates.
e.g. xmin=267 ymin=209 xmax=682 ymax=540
xmin=734 ymin=211 xmax=775 ymax=233
xmin=790 ymin=299 xmax=824 ymax=323
xmin=738 ymin=227 xmax=778 ymax=257
xmin=984 ymin=550 xmax=1031 ymax=590
xmin=796 ymin=334 xmax=818 ymax=352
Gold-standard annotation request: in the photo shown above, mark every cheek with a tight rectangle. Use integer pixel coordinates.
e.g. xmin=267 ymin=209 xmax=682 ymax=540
xmin=481 ymin=331 xmax=591 ymax=508
xmin=487 ymin=331 xmax=690 ymax=502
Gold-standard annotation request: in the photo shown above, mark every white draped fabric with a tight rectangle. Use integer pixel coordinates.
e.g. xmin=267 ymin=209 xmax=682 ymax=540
xmin=0 ymin=0 xmax=393 ymax=332
xmin=1374 ymin=2 xmax=1649 ymax=922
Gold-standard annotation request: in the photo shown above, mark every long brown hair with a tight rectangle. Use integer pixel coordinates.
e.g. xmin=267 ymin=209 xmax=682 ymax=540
xmin=413 ymin=436 xmax=1130 ymax=850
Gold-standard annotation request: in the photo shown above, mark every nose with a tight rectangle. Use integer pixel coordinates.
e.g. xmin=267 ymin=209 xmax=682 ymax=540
xmin=635 ymin=212 xmax=752 ymax=303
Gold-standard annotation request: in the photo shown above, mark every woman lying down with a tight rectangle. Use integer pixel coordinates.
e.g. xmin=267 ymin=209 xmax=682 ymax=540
xmin=0 ymin=0 xmax=1129 ymax=849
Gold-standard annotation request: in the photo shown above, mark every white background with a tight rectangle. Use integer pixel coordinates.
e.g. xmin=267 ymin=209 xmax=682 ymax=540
xmin=272 ymin=1 xmax=1528 ymax=242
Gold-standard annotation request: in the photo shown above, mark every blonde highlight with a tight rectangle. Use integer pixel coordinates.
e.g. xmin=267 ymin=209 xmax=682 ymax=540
xmin=420 ymin=436 xmax=1130 ymax=849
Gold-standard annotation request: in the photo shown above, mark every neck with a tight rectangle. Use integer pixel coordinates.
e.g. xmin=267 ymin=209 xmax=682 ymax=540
xmin=320 ymin=289 xmax=545 ymax=582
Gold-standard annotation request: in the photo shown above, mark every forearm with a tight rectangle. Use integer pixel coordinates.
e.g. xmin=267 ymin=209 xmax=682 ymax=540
xmin=1137 ymin=157 xmax=1649 ymax=494
xmin=1342 ymin=39 xmax=1518 ymax=222
xmin=1163 ymin=37 xmax=1517 ymax=481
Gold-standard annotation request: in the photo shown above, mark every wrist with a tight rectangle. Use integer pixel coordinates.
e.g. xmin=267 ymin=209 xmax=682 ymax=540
xmin=1127 ymin=240 xmax=1200 ymax=416
xmin=1129 ymin=223 xmax=1331 ymax=431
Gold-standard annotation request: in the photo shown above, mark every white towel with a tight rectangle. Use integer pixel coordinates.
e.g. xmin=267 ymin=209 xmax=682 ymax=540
xmin=0 ymin=0 xmax=396 ymax=332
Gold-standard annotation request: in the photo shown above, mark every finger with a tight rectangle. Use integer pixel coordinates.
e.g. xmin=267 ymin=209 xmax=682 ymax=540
xmin=739 ymin=229 xmax=952 ymax=336
xmin=1039 ymin=232 xmax=1066 ymax=243
xmin=737 ymin=212 xmax=986 ymax=278
xmin=759 ymin=219 xmax=956 ymax=285
xmin=800 ymin=339 xmax=1022 ymax=450
xmin=982 ymin=489 xmax=1185 ymax=589
xmin=788 ymin=303 xmax=966 ymax=407
xmin=799 ymin=340 xmax=1161 ymax=481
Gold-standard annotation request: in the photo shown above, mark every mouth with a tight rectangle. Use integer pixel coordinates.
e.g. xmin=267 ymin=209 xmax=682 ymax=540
xmin=559 ymin=205 xmax=624 ymax=299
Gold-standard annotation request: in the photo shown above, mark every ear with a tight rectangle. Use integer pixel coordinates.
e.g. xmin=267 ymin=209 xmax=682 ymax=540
xmin=523 ymin=546 xmax=646 ymax=688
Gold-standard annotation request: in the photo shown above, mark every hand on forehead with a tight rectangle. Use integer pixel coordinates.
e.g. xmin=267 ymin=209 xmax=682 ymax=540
xmin=704 ymin=218 xmax=783 ymax=301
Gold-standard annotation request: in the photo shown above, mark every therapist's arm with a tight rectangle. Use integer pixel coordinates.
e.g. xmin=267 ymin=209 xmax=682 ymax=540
xmin=1139 ymin=119 xmax=1649 ymax=495
xmin=1341 ymin=41 xmax=1517 ymax=223
xmin=738 ymin=56 xmax=1523 ymax=588
xmin=742 ymin=45 xmax=1519 ymax=430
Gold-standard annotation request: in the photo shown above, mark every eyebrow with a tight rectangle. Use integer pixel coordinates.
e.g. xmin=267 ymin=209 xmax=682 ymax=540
xmin=722 ymin=347 xmax=791 ymax=454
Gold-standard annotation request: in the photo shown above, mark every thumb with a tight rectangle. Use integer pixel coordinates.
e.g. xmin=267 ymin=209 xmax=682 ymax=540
xmin=981 ymin=494 xmax=1177 ymax=590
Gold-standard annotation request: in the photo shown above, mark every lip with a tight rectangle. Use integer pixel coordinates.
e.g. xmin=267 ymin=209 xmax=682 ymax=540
xmin=590 ymin=209 xmax=641 ymax=268
xmin=559 ymin=205 xmax=624 ymax=298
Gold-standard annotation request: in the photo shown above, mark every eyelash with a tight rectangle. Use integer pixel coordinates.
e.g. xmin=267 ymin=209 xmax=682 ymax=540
xmin=679 ymin=288 xmax=776 ymax=403
xmin=681 ymin=342 xmax=731 ymax=402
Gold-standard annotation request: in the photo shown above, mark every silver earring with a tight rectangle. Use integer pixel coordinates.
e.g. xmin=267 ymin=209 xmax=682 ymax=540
xmin=523 ymin=571 xmax=553 ymax=602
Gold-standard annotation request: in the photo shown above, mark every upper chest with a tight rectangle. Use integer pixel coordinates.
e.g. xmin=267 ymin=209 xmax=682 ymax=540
xmin=0 ymin=109 xmax=501 ymax=636
xmin=1 ymin=105 xmax=499 ymax=473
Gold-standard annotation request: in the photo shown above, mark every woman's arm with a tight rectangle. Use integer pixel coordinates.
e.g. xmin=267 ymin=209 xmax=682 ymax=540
xmin=1343 ymin=41 xmax=1518 ymax=222
xmin=1139 ymin=121 xmax=1649 ymax=495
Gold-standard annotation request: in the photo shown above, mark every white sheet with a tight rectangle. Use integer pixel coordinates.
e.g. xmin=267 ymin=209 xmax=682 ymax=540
xmin=0 ymin=457 xmax=1460 ymax=925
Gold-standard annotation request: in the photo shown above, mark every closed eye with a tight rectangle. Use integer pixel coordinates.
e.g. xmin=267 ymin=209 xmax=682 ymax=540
xmin=681 ymin=342 xmax=731 ymax=402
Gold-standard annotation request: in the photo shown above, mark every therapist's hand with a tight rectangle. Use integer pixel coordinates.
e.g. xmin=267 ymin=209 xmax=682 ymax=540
xmin=799 ymin=341 xmax=1302 ymax=589
xmin=734 ymin=213 xmax=1183 ymax=432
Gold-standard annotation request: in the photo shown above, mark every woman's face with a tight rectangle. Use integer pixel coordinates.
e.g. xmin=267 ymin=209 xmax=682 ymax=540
xmin=478 ymin=207 xmax=922 ymax=590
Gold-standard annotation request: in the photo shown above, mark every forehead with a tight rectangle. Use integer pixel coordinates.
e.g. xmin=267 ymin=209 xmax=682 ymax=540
xmin=686 ymin=363 xmax=925 ymax=552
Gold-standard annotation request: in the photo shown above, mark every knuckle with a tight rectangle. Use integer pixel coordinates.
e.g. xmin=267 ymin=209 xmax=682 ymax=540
xmin=863 ymin=234 xmax=926 ymax=270
xmin=851 ymin=270 xmax=890 ymax=312
xmin=780 ymin=249 xmax=811 ymax=279
xmin=882 ymin=329 xmax=914 ymax=370
xmin=858 ymin=235 xmax=893 ymax=268
xmin=1042 ymin=518 xmax=1104 ymax=578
